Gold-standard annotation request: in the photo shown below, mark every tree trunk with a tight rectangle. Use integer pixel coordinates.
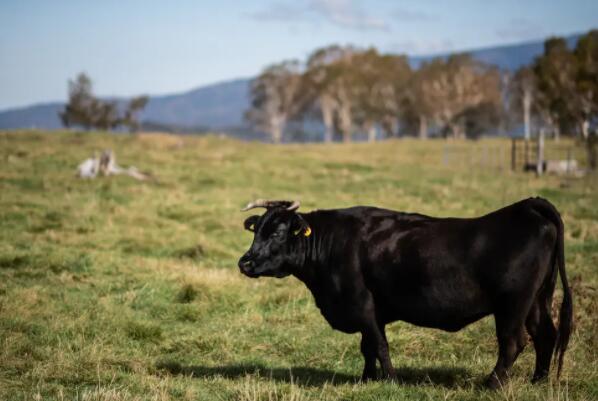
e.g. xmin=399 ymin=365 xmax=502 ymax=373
xmin=271 ymin=125 xmax=282 ymax=144
xmin=336 ymin=86 xmax=352 ymax=143
xmin=382 ymin=116 xmax=399 ymax=137
xmin=320 ymin=96 xmax=334 ymax=143
xmin=553 ymin=125 xmax=560 ymax=142
xmin=581 ymin=119 xmax=590 ymax=140
xmin=390 ymin=117 xmax=399 ymax=137
xmin=270 ymin=115 xmax=284 ymax=144
xmin=338 ymin=104 xmax=352 ymax=143
xmin=367 ymin=124 xmax=376 ymax=142
xmin=448 ymin=122 xmax=462 ymax=139
xmin=418 ymin=115 xmax=428 ymax=139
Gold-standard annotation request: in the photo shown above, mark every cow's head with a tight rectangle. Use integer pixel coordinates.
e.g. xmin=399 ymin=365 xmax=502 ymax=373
xmin=238 ymin=199 xmax=310 ymax=278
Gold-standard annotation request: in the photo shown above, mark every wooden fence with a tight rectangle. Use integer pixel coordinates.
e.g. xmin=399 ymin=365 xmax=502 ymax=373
xmin=440 ymin=138 xmax=583 ymax=174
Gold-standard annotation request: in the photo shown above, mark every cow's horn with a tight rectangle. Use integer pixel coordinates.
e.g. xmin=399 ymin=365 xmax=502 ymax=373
xmin=241 ymin=199 xmax=268 ymax=211
xmin=286 ymin=200 xmax=300 ymax=211
xmin=241 ymin=199 xmax=300 ymax=212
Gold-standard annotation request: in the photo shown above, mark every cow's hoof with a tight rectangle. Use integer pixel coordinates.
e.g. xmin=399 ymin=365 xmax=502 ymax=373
xmin=361 ymin=372 xmax=376 ymax=382
xmin=484 ymin=373 xmax=503 ymax=390
xmin=531 ymin=373 xmax=548 ymax=384
xmin=381 ymin=371 xmax=397 ymax=382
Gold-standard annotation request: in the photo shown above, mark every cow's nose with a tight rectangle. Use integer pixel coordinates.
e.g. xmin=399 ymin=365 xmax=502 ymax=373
xmin=238 ymin=257 xmax=255 ymax=271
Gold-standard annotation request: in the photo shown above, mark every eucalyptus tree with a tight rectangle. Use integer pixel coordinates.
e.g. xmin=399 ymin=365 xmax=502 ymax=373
xmin=511 ymin=67 xmax=537 ymax=140
xmin=532 ymin=31 xmax=598 ymax=168
xmin=352 ymin=52 xmax=412 ymax=140
xmin=306 ymin=45 xmax=358 ymax=142
xmin=416 ymin=55 xmax=501 ymax=138
xmin=533 ymin=38 xmax=578 ymax=140
xmin=123 ymin=96 xmax=149 ymax=133
xmin=573 ymin=30 xmax=598 ymax=141
xmin=404 ymin=63 xmax=437 ymax=139
xmin=574 ymin=30 xmax=598 ymax=168
xmin=60 ymin=73 xmax=148 ymax=132
xmin=245 ymin=60 xmax=304 ymax=143
xmin=60 ymin=73 xmax=97 ymax=130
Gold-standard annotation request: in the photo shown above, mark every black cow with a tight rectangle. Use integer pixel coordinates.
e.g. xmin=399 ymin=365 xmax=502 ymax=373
xmin=238 ymin=198 xmax=573 ymax=389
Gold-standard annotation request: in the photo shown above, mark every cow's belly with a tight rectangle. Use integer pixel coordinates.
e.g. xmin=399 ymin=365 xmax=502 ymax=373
xmin=390 ymin=300 xmax=492 ymax=332
xmin=376 ymin=278 xmax=493 ymax=332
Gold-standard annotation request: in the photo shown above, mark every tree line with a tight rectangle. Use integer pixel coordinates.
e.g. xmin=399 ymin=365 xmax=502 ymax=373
xmin=246 ymin=30 xmax=598 ymax=166
xmin=60 ymin=73 xmax=148 ymax=132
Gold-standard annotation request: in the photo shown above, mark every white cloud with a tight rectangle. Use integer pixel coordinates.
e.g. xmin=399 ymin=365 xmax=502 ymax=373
xmin=387 ymin=39 xmax=454 ymax=56
xmin=308 ymin=0 xmax=388 ymax=31
xmin=248 ymin=0 xmax=389 ymax=31
xmin=391 ymin=7 xmax=432 ymax=22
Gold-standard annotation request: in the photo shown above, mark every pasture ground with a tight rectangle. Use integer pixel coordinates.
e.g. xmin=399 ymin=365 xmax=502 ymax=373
xmin=0 ymin=131 xmax=596 ymax=400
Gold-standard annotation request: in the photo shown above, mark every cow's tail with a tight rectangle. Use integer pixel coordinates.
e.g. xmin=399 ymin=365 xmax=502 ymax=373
xmin=531 ymin=197 xmax=573 ymax=378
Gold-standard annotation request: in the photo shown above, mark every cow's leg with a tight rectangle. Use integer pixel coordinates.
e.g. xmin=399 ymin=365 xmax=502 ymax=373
xmin=361 ymin=321 xmax=395 ymax=380
xmin=360 ymin=334 xmax=377 ymax=381
xmin=376 ymin=323 xmax=395 ymax=379
xmin=526 ymin=299 xmax=557 ymax=383
xmin=486 ymin=309 xmax=530 ymax=389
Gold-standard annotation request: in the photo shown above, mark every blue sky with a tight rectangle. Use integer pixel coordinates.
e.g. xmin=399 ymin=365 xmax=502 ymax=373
xmin=0 ymin=0 xmax=596 ymax=109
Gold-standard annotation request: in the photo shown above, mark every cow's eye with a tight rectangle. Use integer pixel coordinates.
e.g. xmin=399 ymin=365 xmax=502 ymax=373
xmin=271 ymin=232 xmax=279 ymax=238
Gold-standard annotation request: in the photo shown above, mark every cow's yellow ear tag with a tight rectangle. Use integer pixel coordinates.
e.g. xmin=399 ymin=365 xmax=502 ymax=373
xmin=294 ymin=226 xmax=312 ymax=236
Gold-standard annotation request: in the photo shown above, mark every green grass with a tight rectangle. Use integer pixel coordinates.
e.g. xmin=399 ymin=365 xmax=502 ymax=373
xmin=0 ymin=131 xmax=596 ymax=401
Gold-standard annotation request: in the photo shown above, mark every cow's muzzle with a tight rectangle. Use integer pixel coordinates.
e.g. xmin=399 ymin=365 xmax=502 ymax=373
xmin=238 ymin=254 xmax=258 ymax=277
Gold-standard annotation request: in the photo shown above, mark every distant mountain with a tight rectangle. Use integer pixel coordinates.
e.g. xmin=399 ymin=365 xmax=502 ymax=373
xmin=0 ymin=102 xmax=64 ymax=130
xmin=0 ymin=78 xmax=252 ymax=132
xmin=140 ymin=78 xmax=251 ymax=129
xmin=409 ymin=34 xmax=580 ymax=70
xmin=0 ymin=34 xmax=581 ymax=132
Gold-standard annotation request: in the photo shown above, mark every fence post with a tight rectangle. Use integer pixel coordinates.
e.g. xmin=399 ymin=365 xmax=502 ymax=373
xmin=566 ymin=147 xmax=572 ymax=175
xmin=536 ymin=128 xmax=545 ymax=176
xmin=511 ymin=138 xmax=516 ymax=171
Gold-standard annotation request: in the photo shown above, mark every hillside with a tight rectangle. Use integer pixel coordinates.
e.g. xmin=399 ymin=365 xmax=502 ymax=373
xmin=0 ymin=102 xmax=64 ymax=130
xmin=410 ymin=34 xmax=579 ymax=70
xmin=0 ymin=34 xmax=580 ymax=133
xmin=0 ymin=79 xmax=252 ymax=133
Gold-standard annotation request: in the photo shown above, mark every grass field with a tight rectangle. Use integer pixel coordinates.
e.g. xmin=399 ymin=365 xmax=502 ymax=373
xmin=0 ymin=131 xmax=596 ymax=401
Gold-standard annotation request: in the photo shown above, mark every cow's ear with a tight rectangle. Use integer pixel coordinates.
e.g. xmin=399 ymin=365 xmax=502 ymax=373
xmin=244 ymin=215 xmax=260 ymax=232
xmin=291 ymin=214 xmax=312 ymax=237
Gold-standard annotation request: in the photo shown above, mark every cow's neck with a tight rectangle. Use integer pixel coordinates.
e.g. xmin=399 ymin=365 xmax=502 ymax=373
xmin=290 ymin=219 xmax=334 ymax=289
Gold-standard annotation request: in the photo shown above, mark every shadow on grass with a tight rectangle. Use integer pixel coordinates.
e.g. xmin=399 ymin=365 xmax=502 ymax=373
xmin=156 ymin=361 xmax=469 ymax=388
